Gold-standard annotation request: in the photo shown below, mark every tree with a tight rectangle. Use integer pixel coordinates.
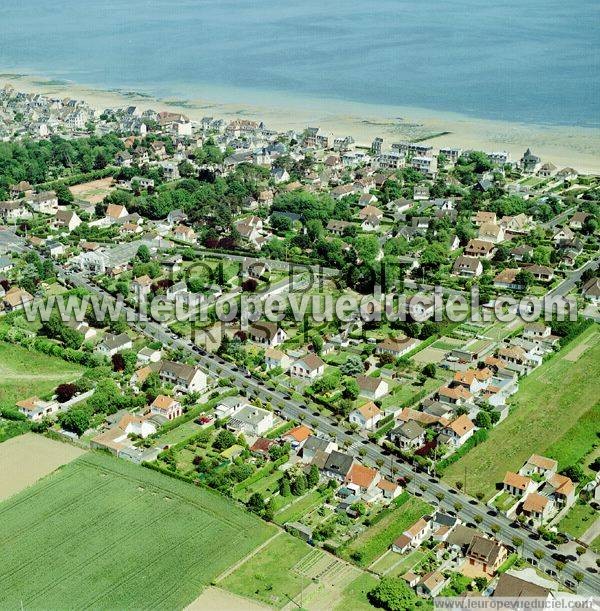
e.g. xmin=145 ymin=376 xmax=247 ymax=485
xmin=491 ymin=523 xmax=500 ymax=535
xmin=515 ymin=270 xmax=535 ymax=289
xmin=307 ymin=464 xmax=319 ymax=488
xmin=135 ymin=244 xmax=151 ymax=263
xmin=58 ymin=408 xmax=90 ymax=436
xmin=475 ymin=411 xmax=492 ymax=429
xmin=367 ymin=577 xmax=425 ymax=611
xmin=212 ymin=429 xmax=236 ymax=451
xmin=55 ymin=183 xmax=74 ymax=206
xmin=340 ymin=355 xmax=364 ymax=376
xmin=573 ymin=571 xmax=584 ymax=584
xmin=474 ymin=576 xmax=488 ymax=591
xmin=279 ymin=475 xmax=291 ymax=496
xmin=533 ymin=549 xmax=545 ymax=560
xmin=247 ymin=492 xmax=265 ymax=515
xmin=55 ymin=383 xmax=77 ymax=403
xmin=422 ymin=363 xmax=436 ymax=378
xmin=343 ymin=378 xmax=360 ymax=401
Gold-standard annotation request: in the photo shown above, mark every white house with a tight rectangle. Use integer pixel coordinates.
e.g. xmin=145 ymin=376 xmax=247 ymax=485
xmin=16 ymin=396 xmax=59 ymax=421
xmin=349 ymin=401 xmax=383 ymax=431
xmin=356 ymin=375 xmax=389 ymax=400
xmin=290 ymin=354 xmax=325 ymax=379
xmin=150 ymin=395 xmax=182 ymax=420
xmin=264 ymin=347 xmax=291 ymax=371
xmin=438 ymin=414 xmax=475 ymax=449
xmin=96 ymin=333 xmax=132 ymax=357
xmin=228 ymin=405 xmax=274 ymax=436
xmin=503 ymin=472 xmax=536 ymax=497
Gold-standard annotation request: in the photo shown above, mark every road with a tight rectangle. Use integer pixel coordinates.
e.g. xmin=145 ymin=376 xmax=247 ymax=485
xmin=547 ymin=258 xmax=599 ymax=298
xmin=57 ymin=267 xmax=600 ymax=596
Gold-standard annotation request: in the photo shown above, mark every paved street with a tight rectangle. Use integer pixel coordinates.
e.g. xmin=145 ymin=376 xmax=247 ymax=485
xmin=59 ymin=266 xmax=600 ymax=596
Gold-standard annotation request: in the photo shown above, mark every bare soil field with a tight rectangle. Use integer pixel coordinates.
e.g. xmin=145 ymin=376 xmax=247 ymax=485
xmin=0 ymin=433 xmax=85 ymax=502
xmin=69 ymin=177 xmax=115 ymax=204
xmin=411 ymin=346 xmax=447 ymax=364
xmin=186 ymin=587 xmax=271 ymax=611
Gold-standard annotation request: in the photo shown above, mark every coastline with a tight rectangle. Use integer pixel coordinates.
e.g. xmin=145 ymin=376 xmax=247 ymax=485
xmin=3 ymin=72 xmax=600 ymax=174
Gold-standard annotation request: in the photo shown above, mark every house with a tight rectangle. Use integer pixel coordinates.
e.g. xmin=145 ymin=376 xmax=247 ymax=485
xmin=501 ymin=213 xmax=532 ymax=234
xmin=569 ymin=211 xmax=590 ymax=230
xmin=544 ymin=473 xmax=576 ymax=508
xmin=228 ymin=405 xmax=274 ymax=436
xmin=27 ymin=191 xmax=59 ymax=215
xmin=214 ymin=396 xmax=247 ymax=419
xmin=361 ymin=215 xmax=380 ymax=232
xmin=155 ymin=361 xmax=206 ymax=393
xmin=553 ymin=226 xmax=574 ymax=245
xmin=521 ymin=492 xmax=553 ymax=524
xmin=473 ymin=211 xmax=497 ymax=227
xmin=438 ymin=386 xmax=473 ymax=406
xmin=290 ymin=354 xmax=325 ymax=379
xmin=493 ymin=268 xmax=525 ymax=291
xmin=377 ymin=478 xmax=403 ymax=501
xmin=54 ymin=209 xmax=81 ymax=232
xmin=65 ymin=319 xmax=97 ymax=341
xmin=466 ymin=536 xmax=507 ymax=574
xmin=45 ymin=240 xmax=65 ymax=258
xmin=493 ymin=573 xmax=551 ymax=599
xmin=465 ymin=239 xmax=496 ymax=259
xmin=131 ymin=275 xmax=153 ymax=299
xmin=150 ymin=395 xmax=182 ymax=421
xmin=105 ymin=203 xmax=129 ymax=221
xmin=358 ymin=205 xmax=383 ymax=220
xmin=523 ymin=324 xmax=551 ymax=342
xmin=173 ymin=225 xmax=196 ymax=243
xmin=537 ymin=162 xmax=556 ymax=177
xmin=413 ymin=185 xmax=429 ymax=200
xmin=478 ymin=222 xmax=505 ymax=243
xmin=389 ymin=421 xmax=426 ymax=450
xmin=503 ymin=472 xmax=536 ymax=497
xmin=91 ymin=414 xmax=157 ymax=456
xmin=282 ymin=424 xmax=312 ymax=447
xmin=0 ymin=257 xmax=14 ymax=273
xmin=286 ymin=522 xmax=313 ymax=543
xmin=16 ymin=396 xmax=59 ymax=421
xmin=137 ymin=346 xmax=162 ymax=364
xmin=249 ymin=437 xmax=276 ymax=456
xmin=416 ymin=572 xmax=448 ymax=598
xmin=326 ymin=219 xmax=353 ymax=236
xmin=96 ymin=333 xmax=132 ymax=357
xmin=323 ymin=450 xmax=355 ymax=481
xmin=510 ymin=245 xmax=533 ymax=262
xmin=114 ymin=151 xmax=132 ymax=167
xmin=453 ymin=368 xmax=491 ymax=394
xmin=247 ymin=322 xmax=287 ymax=347
xmin=349 ymin=401 xmax=383 ymax=431
xmin=264 ymin=347 xmax=291 ymax=371
xmin=2 ymin=287 xmax=34 ymax=311
xmin=375 ymin=336 xmax=418 ymax=358
xmin=300 ymin=435 xmax=338 ymax=463
xmin=519 ymin=148 xmax=541 ymax=173
xmin=0 ymin=201 xmax=32 ymax=223
xmin=519 ymin=454 xmax=557 ymax=479
xmin=356 ymin=375 xmax=389 ymax=400
xmin=344 ymin=463 xmax=381 ymax=495
xmin=452 ymin=255 xmax=483 ymax=277
xmin=525 ymin=264 xmax=554 ymax=283
xmin=438 ymin=414 xmax=475 ymax=449
xmin=392 ymin=517 xmax=431 ymax=553
xmin=582 ymin=277 xmax=600 ymax=304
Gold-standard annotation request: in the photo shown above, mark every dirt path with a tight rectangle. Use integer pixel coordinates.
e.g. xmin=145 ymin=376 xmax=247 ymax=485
xmin=186 ymin=587 xmax=271 ymax=611
xmin=214 ymin=530 xmax=283 ymax=583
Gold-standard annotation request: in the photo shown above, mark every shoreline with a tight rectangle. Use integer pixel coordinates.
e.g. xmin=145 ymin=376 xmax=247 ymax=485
xmin=3 ymin=72 xmax=600 ymax=174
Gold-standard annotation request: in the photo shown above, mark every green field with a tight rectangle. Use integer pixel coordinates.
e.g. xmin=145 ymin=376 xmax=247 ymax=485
xmin=343 ymin=495 xmax=432 ymax=567
xmin=274 ymin=489 xmax=325 ymax=525
xmin=442 ymin=325 xmax=600 ymax=499
xmin=444 ymin=325 xmax=600 ymax=499
xmin=0 ymin=452 xmax=274 ymax=609
xmin=220 ymin=532 xmax=311 ymax=608
xmin=0 ymin=341 xmax=85 ymax=410
xmin=333 ymin=573 xmax=378 ymax=611
xmin=558 ymin=501 xmax=598 ymax=539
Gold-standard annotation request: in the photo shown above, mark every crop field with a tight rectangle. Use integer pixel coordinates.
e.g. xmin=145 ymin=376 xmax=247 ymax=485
xmin=69 ymin=177 xmax=115 ymax=204
xmin=0 ymin=433 xmax=85 ymax=502
xmin=443 ymin=324 xmax=600 ymax=500
xmin=0 ymin=341 xmax=85 ymax=410
xmin=0 ymin=452 xmax=274 ymax=609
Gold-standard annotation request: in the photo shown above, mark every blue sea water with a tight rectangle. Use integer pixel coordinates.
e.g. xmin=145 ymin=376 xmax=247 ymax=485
xmin=1 ymin=0 xmax=599 ymax=127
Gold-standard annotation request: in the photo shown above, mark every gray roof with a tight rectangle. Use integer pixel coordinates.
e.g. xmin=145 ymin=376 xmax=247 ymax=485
xmin=324 ymin=450 xmax=354 ymax=477
xmin=302 ymin=435 xmax=331 ymax=454
xmin=393 ymin=420 xmax=425 ymax=440
xmin=231 ymin=405 xmax=271 ymax=426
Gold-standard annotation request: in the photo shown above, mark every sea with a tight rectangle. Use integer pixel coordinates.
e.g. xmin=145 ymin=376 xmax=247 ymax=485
xmin=1 ymin=0 xmax=599 ymax=127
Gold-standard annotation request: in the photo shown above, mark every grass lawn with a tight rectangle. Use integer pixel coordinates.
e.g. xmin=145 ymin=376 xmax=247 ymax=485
xmin=343 ymin=496 xmax=432 ymax=566
xmin=591 ymin=536 xmax=600 ymax=554
xmin=274 ymin=489 xmax=325 ymax=525
xmin=220 ymin=533 xmax=312 ymax=608
xmin=0 ymin=452 xmax=274 ymax=609
xmin=389 ymin=549 xmax=426 ymax=577
xmin=333 ymin=573 xmax=378 ymax=611
xmin=558 ymin=501 xmax=598 ymax=539
xmin=154 ymin=419 xmax=205 ymax=446
xmin=442 ymin=325 xmax=600 ymax=500
xmin=494 ymin=491 xmax=518 ymax=513
xmin=0 ymin=341 xmax=86 ymax=410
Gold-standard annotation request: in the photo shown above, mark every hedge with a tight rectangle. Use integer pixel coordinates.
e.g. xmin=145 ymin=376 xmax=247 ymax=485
xmin=436 ymin=429 xmax=489 ymax=473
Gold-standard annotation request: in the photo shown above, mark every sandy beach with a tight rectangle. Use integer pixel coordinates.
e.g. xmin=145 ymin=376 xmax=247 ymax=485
xmin=3 ymin=73 xmax=600 ymax=174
